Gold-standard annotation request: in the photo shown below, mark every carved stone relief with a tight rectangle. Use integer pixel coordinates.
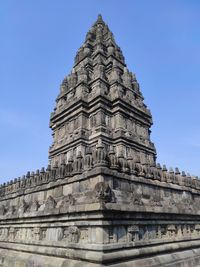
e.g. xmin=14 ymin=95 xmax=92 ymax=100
xmin=63 ymin=226 xmax=80 ymax=243
xmin=94 ymin=182 xmax=115 ymax=203
xmin=44 ymin=196 xmax=57 ymax=212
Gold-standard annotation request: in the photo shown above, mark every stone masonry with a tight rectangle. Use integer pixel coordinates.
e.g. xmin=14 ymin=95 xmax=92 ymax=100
xmin=0 ymin=15 xmax=200 ymax=267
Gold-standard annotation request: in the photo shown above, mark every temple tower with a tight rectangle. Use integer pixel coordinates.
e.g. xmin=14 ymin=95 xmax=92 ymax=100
xmin=1 ymin=15 xmax=200 ymax=267
xmin=49 ymin=14 xmax=156 ymax=168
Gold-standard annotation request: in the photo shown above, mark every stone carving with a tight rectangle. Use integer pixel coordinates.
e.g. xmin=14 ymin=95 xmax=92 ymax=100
xmin=149 ymin=194 xmax=162 ymax=207
xmin=84 ymin=148 xmax=93 ymax=171
xmin=127 ymin=155 xmax=137 ymax=175
xmin=79 ymin=228 xmax=88 ymax=243
xmin=108 ymin=146 xmax=118 ymax=170
xmin=127 ymin=225 xmax=139 ymax=242
xmin=60 ymin=194 xmax=75 ymax=212
xmin=134 ymin=156 xmax=145 ymax=177
xmin=30 ymin=200 xmax=39 ymax=212
xmin=181 ymin=191 xmax=193 ymax=211
xmin=73 ymin=151 xmax=83 ymax=173
xmin=7 ymin=205 xmax=15 ymax=216
xmin=63 ymin=226 xmax=80 ymax=243
xmin=8 ymin=227 xmax=15 ymax=241
xmin=18 ymin=199 xmax=28 ymax=215
xmin=58 ymin=160 xmax=66 ymax=178
xmin=44 ymin=196 xmax=57 ymax=212
xmin=130 ymin=190 xmax=143 ymax=206
xmin=65 ymin=156 xmax=73 ymax=175
xmin=130 ymin=187 xmax=144 ymax=206
xmin=33 ymin=227 xmax=41 ymax=241
xmin=93 ymin=139 xmax=108 ymax=167
xmin=46 ymin=228 xmax=63 ymax=242
xmin=166 ymin=225 xmax=176 ymax=238
xmin=0 ymin=228 xmax=8 ymax=241
xmin=1 ymin=223 xmax=200 ymax=246
xmin=0 ymin=205 xmax=6 ymax=216
xmin=94 ymin=182 xmax=115 ymax=203
xmin=118 ymin=152 xmax=129 ymax=173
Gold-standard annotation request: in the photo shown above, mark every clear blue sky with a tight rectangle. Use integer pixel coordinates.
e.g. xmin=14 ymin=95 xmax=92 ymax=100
xmin=0 ymin=0 xmax=200 ymax=182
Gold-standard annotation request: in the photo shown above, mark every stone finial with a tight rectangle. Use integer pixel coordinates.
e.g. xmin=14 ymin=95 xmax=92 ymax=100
xmin=122 ymin=67 xmax=132 ymax=88
xmin=185 ymin=173 xmax=192 ymax=187
xmin=157 ymin=163 xmax=162 ymax=170
xmin=46 ymin=165 xmax=51 ymax=172
xmin=175 ymin=168 xmax=180 ymax=175
xmin=187 ymin=173 xmax=191 ymax=178
xmin=182 ymin=171 xmax=186 ymax=177
xmin=97 ymin=14 xmax=103 ymax=22
xmin=40 ymin=167 xmax=45 ymax=174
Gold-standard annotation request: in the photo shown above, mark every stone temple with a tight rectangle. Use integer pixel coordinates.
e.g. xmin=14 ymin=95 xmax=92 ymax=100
xmin=1 ymin=15 xmax=200 ymax=267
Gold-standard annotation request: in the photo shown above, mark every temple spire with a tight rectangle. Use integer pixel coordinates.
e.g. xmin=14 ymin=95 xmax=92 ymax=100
xmin=96 ymin=14 xmax=104 ymax=24
xmin=49 ymin=15 xmax=156 ymax=167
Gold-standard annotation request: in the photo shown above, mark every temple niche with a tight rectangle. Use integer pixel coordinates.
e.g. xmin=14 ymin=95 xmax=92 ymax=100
xmin=0 ymin=14 xmax=200 ymax=267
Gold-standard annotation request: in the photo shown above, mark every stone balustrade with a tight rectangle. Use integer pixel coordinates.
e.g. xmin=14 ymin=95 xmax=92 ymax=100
xmin=1 ymin=144 xmax=199 ymax=198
